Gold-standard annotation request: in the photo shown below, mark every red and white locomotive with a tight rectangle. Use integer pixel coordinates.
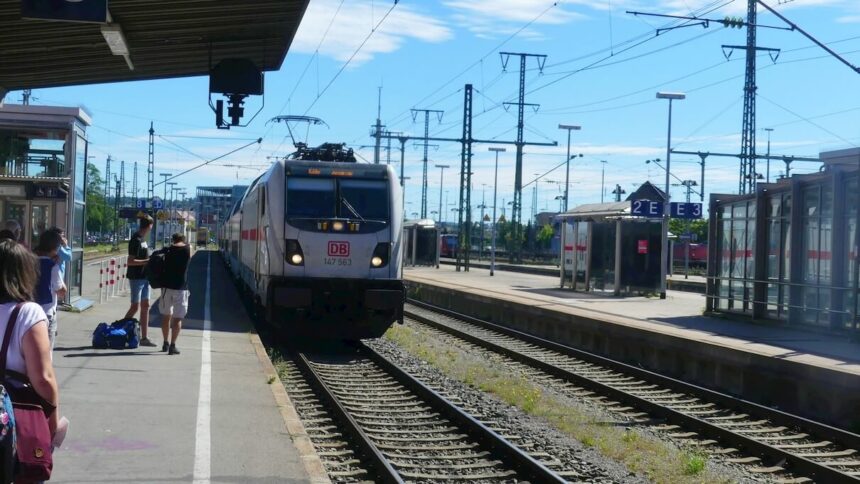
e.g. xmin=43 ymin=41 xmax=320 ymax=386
xmin=220 ymin=143 xmax=404 ymax=339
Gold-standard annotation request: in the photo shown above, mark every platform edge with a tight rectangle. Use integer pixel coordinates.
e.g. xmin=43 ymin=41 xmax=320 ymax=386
xmin=250 ymin=333 xmax=332 ymax=484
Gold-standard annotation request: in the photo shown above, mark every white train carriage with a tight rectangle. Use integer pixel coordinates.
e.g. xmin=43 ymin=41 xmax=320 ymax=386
xmin=221 ymin=146 xmax=403 ymax=339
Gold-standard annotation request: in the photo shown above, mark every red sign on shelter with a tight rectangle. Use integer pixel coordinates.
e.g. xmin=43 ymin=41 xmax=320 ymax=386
xmin=637 ymin=240 xmax=648 ymax=254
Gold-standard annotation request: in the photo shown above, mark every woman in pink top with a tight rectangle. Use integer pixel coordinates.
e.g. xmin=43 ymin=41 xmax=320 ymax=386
xmin=0 ymin=240 xmax=59 ymax=436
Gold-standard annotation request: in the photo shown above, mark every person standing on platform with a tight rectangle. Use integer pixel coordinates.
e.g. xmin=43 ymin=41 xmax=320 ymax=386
xmin=0 ymin=240 xmax=60 ymax=440
xmin=33 ymin=230 xmax=66 ymax=350
xmin=3 ymin=220 xmax=26 ymax=248
xmin=124 ymin=216 xmax=157 ymax=347
xmin=159 ymin=233 xmax=191 ymax=355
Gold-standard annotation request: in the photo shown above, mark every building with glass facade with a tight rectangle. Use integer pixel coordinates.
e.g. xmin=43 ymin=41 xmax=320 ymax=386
xmin=707 ymin=148 xmax=859 ymax=331
xmin=196 ymin=185 xmax=247 ymax=233
xmin=0 ymin=104 xmax=91 ymax=307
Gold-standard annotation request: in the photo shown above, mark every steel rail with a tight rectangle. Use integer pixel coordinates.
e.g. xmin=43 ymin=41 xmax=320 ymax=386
xmin=405 ymin=299 xmax=860 ymax=483
xmin=293 ymin=352 xmax=404 ymax=484
xmin=358 ymin=342 xmax=567 ymax=484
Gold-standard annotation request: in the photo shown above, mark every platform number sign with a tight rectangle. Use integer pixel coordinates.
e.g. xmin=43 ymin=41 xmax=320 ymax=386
xmin=630 ymin=199 xmax=663 ymax=218
xmin=670 ymin=202 xmax=703 ymax=219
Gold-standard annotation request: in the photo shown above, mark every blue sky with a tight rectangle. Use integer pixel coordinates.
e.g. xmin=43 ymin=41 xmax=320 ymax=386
xmin=10 ymin=0 xmax=860 ymax=221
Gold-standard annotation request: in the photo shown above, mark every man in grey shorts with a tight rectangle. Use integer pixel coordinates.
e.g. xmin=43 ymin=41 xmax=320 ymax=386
xmin=159 ymin=233 xmax=191 ymax=355
xmin=125 ymin=216 xmax=157 ymax=347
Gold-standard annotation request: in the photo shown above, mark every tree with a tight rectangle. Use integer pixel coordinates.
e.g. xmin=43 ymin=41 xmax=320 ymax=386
xmin=536 ymin=224 xmax=554 ymax=248
xmin=669 ymin=218 xmax=708 ymax=243
xmin=85 ymin=163 xmax=107 ymax=235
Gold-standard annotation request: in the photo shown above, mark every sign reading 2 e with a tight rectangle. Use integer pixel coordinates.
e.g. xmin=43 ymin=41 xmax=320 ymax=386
xmin=630 ymin=199 xmax=663 ymax=217
xmin=670 ymin=202 xmax=703 ymax=219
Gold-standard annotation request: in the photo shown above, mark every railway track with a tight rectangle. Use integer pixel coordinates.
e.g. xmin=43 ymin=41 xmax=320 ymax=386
xmin=404 ymin=300 xmax=860 ymax=483
xmin=287 ymin=343 xmax=573 ymax=483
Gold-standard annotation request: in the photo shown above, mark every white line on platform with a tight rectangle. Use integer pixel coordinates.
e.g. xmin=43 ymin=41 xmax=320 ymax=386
xmin=193 ymin=254 xmax=212 ymax=484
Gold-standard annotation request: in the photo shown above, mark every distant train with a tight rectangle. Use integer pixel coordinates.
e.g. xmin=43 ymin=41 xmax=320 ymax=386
xmin=219 ymin=143 xmax=404 ymax=339
xmin=196 ymin=227 xmax=209 ymax=246
xmin=440 ymin=234 xmax=458 ymax=258
xmin=673 ymin=242 xmax=708 ymax=267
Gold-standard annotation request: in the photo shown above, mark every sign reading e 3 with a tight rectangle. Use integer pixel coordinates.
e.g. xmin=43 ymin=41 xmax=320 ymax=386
xmin=327 ymin=241 xmax=350 ymax=257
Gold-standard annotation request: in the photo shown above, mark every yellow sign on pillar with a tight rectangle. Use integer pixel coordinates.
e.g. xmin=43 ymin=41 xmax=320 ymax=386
xmin=156 ymin=210 xmax=168 ymax=221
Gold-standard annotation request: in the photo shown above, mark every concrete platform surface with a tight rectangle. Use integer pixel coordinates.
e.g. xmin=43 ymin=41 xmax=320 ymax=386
xmin=405 ymin=265 xmax=860 ymax=375
xmin=51 ymin=251 xmax=313 ymax=483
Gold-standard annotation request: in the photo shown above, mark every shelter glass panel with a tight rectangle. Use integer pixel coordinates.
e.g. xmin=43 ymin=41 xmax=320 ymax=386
xmin=800 ymin=184 xmax=833 ymax=327
xmin=843 ymin=176 xmax=858 ymax=329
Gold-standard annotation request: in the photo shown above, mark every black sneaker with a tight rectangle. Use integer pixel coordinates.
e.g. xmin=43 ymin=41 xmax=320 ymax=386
xmin=162 ymin=342 xmax=169 ymax=352
xmin=139 ymin=338 xmax=157 ymax=347
xmin=168 ymin=344 xmax=180 ymax=355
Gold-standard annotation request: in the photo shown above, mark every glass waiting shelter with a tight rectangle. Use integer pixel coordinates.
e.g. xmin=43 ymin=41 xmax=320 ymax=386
xmin=558 ymin=201 xmax=664 ymax=295
xmin=0 ymin=104 xmax=92 ymax=310
xmin=707 ymin=148 xmax=860 ymax=331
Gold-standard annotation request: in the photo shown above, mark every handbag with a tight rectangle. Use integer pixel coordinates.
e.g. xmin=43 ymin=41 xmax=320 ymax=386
xmin=1 ymin=303 xmax=53 ymax=482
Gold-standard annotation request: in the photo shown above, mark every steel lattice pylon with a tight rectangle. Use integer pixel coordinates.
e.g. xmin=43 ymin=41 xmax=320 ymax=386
xmin=739 ymin=0 xmax=758 ymax=194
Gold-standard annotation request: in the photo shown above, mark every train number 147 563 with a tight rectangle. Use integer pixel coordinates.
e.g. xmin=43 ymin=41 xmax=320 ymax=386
xmin=324 ymin=258 xmax=352 ymax=266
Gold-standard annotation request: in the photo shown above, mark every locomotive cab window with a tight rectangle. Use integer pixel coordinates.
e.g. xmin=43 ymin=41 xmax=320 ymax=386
xmin=340 ymin=180 xmax=388 ymax=221
xmin=287 ymin=178 xmax=336 ymax=218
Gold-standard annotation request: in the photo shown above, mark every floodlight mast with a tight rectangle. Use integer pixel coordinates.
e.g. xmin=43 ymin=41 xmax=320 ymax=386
xmin=656 ymin=91 xmax=686 ymax=299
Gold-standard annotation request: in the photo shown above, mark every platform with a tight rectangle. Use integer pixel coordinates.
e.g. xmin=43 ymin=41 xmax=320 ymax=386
xmin=51 ymin=251 xmax=324 ymax=483
xmin=404 ymin=265 xmax=860 ymax=430
xmin=436 ymin=258 xmax=707 ymax=293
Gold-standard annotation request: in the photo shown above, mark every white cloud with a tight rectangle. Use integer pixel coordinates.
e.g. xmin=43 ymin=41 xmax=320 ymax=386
xmin=291 ymin=1 xmax=452 ymax=64
xmin=444 ymin=0 xmax=584 ymax=40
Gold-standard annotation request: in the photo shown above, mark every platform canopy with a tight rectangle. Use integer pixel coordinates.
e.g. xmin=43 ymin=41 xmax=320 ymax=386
xmin=0 ymin=0 xmax=309 ymax=94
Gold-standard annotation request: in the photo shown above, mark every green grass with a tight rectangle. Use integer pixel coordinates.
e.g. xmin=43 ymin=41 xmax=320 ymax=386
xmin=385 ymin=323 xmax=729 ymax=484
xmin=683 ymin=452 xmax=707 ymax=475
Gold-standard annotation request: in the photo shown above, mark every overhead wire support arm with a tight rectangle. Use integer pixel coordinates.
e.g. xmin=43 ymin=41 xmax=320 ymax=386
xmin=756 ymin=0 xmax=860 ymax=74
xmin=625 ymin=10 xmax=792 ymax=32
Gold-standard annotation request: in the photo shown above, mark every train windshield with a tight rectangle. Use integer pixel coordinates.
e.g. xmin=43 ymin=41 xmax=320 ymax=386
xmin=340 ymin=180 xmax=388 ymax=221
xmin=286 ymin=177 xmax=389 ymax=222
xmin=287 ymin=178 xmax=337 ymax=218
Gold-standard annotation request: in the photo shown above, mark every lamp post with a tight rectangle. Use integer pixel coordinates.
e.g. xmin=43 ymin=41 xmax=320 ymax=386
xmin=167 ymin=182 xmax=177 ymax=243
xmin=401 ymin=177 xmax=411 ymax=220
xmin=488 ymin=147 xmax=506 ymax=276
xmin=435 ymin=164 xmax=450 ymax=225
xmin=158 ymin=172 xmax=171 ymax=247
xmin=656 ymin=91 xmax=685 ymax=299
xmin=558 ymin=124 xmax=581 ymax=212
xmin=764 ymin=128 xmax=774 ymax=183
xmin=600 ymin=160 xmax=608 ymax=203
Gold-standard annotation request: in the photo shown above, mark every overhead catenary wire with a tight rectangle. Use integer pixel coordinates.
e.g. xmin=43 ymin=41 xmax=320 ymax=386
xmin=155 ymin=138 xmax=263 ymax=188
xmin=386 ymin=1 xmax=560 ymax=128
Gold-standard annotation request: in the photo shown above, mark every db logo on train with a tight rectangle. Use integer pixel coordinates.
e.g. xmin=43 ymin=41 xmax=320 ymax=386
xmin=328 ymin=241 xmax=350 ymax=257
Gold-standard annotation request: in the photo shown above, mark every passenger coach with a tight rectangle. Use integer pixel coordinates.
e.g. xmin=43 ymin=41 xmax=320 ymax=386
xmin=220 ymin=144 xmax=404 ymax=339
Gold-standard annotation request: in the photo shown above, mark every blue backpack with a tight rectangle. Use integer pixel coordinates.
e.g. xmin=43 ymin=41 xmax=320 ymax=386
xmin=111 ymin=319 xmax=140 ymax=349
xmin=92 ymin=323 xmax=110 ymax=349
xmin=34 ymin=258 xmax=56 ymax=306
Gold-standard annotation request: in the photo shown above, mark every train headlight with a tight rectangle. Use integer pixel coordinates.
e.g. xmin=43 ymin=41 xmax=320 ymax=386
xmin=370 ymin=243 xmax=390 ymax=268
xmin=332 ymin=221 xmax=345 ymax=231
xmin=286 ymin=239 xmax=305 ymax=266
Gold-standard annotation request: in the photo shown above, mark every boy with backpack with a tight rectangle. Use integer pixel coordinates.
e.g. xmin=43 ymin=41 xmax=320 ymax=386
xmin=34 ymin=229 xmax=66 ymax=349
xmin=157 ymin=233 xmax=191 ymax=355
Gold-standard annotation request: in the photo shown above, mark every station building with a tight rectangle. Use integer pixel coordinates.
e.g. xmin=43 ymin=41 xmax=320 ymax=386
xmin=196 ymin=185 xmax=247 ymax=233
xmin=707 ymin=148 xmax=860 ymax=331
xmin=0 ymin=103 xmax=91 ymax=307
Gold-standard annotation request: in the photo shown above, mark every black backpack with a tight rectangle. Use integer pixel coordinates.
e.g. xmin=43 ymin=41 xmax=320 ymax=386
xmin=145 ymin=250 xmax=166 ymax=289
